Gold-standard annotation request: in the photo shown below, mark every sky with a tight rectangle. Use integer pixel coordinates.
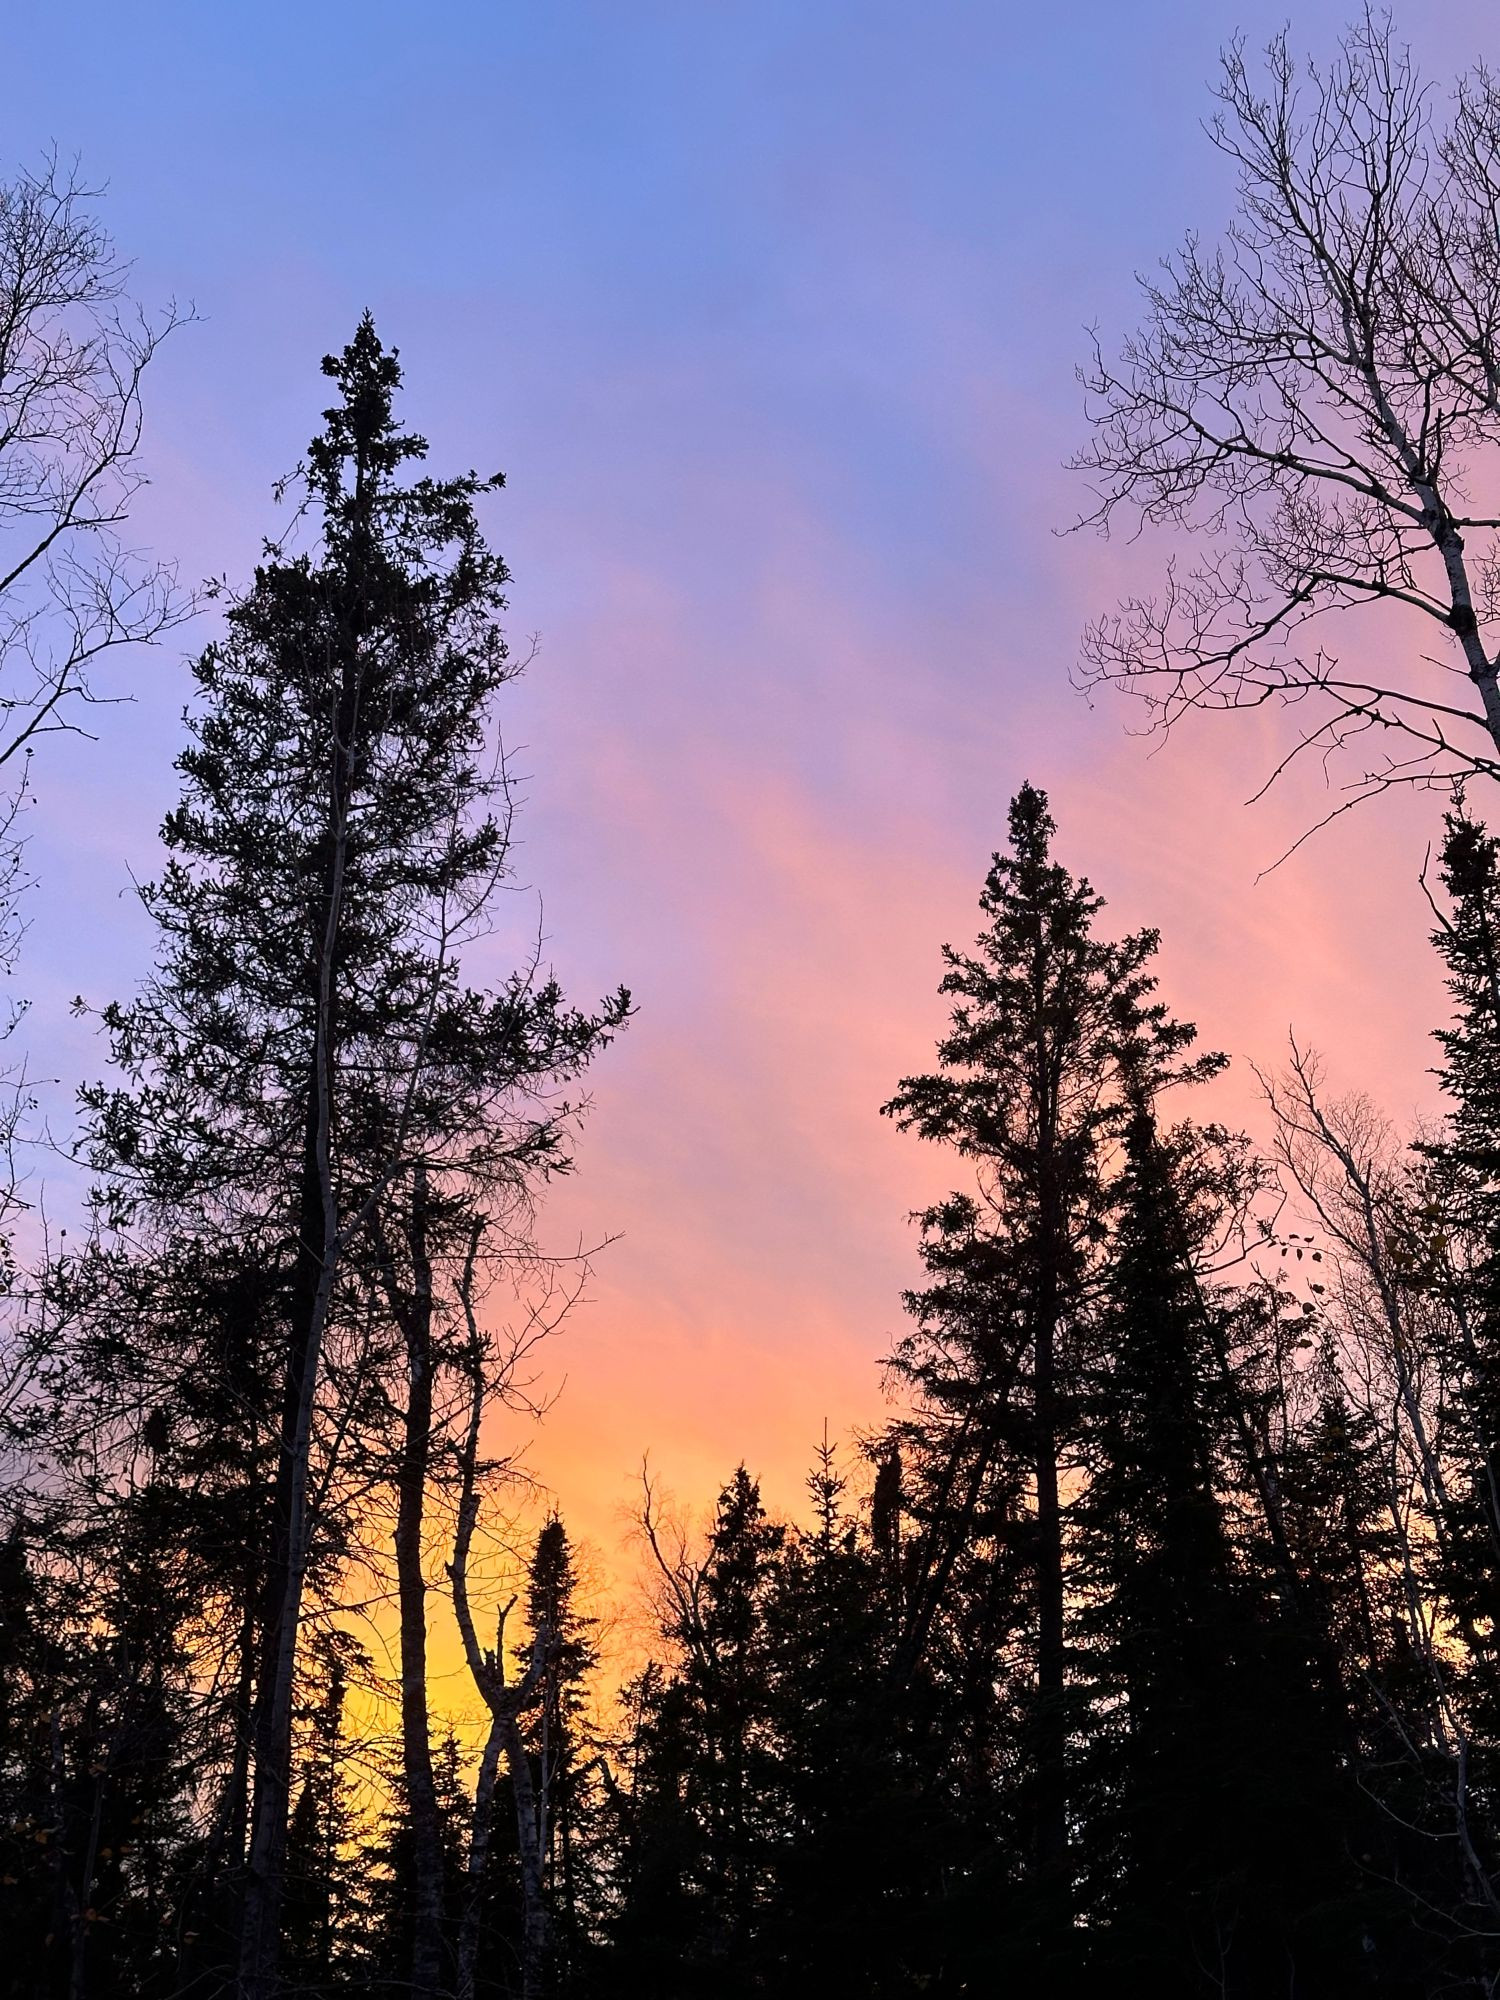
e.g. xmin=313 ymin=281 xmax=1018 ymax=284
xmin=6 ymin=0 xmax=1497 ymax=1640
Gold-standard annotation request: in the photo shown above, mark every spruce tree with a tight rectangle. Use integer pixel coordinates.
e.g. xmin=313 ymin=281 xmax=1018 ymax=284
xmin=1073 ymin=1102 xmax=1364 ymax=1994
xmin=760 ymin=1439 xmax=934 ymax=1996
xmin=1422 ymin=805 xmax=1500 ymax=1653
xmin=282 ymin=1640 xmax=362 ymax=1998
xmin=1405 ymin=802 xmax=1500 ymax=1956
xmin=521 ymin=1514 xmax=598 ymax=1986
xmin=611 ymin=1468 xmax=784 ymax=1995
xmin=881 ymin=782 xmax=1210 ymax=1946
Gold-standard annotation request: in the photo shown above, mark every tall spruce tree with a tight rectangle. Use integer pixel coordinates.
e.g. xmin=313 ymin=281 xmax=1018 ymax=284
xmin=80 ymin=318 xmax=628 ymax=1999
xmin=1423 ymin=806 xmax=1500 ymax=1652
xmin=521 ymin=1514 xmax=598 ymax=1986
xmin=881 ymin=782 xmax=1209 ymax=1948
xmin=1409 ymin=802 xmax=1500 ymax=1952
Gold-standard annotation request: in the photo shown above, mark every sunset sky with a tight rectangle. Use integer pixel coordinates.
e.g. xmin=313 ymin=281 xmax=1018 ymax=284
xmin=8 ymin=0 xmax=1494 ymax=1624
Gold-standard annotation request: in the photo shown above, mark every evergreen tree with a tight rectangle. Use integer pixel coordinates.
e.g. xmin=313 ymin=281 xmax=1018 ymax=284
xmin=0 ymin=1464 xmax=206 ymax=2000
xmin=521 ymin=1515 xmax=598 ymax=1987
xmin=611 ymin=1469 xmax=784 ymax=1995
xmin=759 ymin=1438 xmax=935 ymax=1996
xmin=356 ymin=1729 xmax=475 ymax=2000
xmin=881 ymin=781 xmax=1213 ymax=1952
xmin=0 ymin=1523 xmax=70 ymax=2000
xmin=282 ymin=1639 xmax=362 ymax=1998
xmin=44 ymin=1231 xmax=293 ymax=1995
xmin=1072 ymin=1104 xmax=1360 ymax=1993
xmin=1422 ymin=806 xmax=1500 ymax=1657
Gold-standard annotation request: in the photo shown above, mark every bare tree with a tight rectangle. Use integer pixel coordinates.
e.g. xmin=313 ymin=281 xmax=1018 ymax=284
xmin=448 ymin=1277 xmax=558 ymax=2000
xmin=0 ymin=151 xmax=185 ymax=813
xmin=1258 ymin=1044 xmax=1500 ymax=1940
xmin=1075 ymin=14 xmax=1500 ymax=838
xmin=0 ymin=154 xmax=183 ymax=1483
xmin=370 ymin=1200 xmax=585 ymax=2000
xmin=1260 ymin=1042 xmax=1456 ymax=1542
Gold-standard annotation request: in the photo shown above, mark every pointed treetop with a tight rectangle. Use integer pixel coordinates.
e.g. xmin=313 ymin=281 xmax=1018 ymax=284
xmin=1439 ymin=802 xmax=1500 ymax=910
xmin=1007 ymin=780 xmax=1055 ymax=863
xmin=306 ymin=312 xmax=427 ymax=507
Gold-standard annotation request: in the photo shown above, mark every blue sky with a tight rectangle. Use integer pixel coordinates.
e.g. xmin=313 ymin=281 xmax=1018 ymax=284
xmin=5 ymin=2 xmax=1490 ymax=1534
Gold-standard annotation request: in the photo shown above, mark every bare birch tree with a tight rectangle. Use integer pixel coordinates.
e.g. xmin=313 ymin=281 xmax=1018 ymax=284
xmin=0 ymin=152 xmax=184 ymax=784
xmin=0 ymin=154 xmax=184 ymax=1462
xmin=1075 ymin=15 xmax=1500 ymax=833
xmin=1259 ymin=1045 xmax=1500 ymax=1940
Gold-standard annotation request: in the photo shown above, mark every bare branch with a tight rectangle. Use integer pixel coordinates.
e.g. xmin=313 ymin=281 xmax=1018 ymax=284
xmin=1074 ymin=18 xmax=1500 ymax=812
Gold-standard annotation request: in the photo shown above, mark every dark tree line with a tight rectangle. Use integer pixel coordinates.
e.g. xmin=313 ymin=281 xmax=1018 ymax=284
xmin=587 ymin=785 xmax=1500 ymax=1997
xmin=17 ymin=705 xmax=1500 ymax=1992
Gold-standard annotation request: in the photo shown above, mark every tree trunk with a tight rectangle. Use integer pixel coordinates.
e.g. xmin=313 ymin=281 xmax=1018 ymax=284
xmin=236 ymin=1170 xmax=340 ymax=2000
xmin=237 ymin=642 xmax=359 ymax=2000
xmin=392 ymin=1172 xmax=448 ymax=2000
xmin=457 ymin=1719 xmax=504 ymax=2000
xmin=1032 ymin=1277 xmax=1068 ymax=1909
xmin=502 ymin=1710 xmax=551 ymax=2000
xmin=448 ymin=1253 xmax=554 ymax=2000
xmin=1031 ymin=1034 xmax=1069 ymax=1927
